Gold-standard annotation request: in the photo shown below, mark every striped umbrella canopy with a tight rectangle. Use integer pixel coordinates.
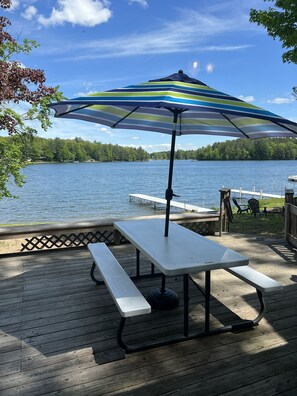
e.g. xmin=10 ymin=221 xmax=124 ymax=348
xmin=49 ymin=70 xmax=297 ymax=236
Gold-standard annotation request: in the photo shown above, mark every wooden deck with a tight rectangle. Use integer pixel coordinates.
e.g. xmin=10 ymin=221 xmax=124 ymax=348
xmin=1 ymin=233 xmax=297 ymax=395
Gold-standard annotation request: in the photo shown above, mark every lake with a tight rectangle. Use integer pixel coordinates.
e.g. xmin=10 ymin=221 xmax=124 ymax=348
xmin=1 ymin=160 xmax=297 ymax=225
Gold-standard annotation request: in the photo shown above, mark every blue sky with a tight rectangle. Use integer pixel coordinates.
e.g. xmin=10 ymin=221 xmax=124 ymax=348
xmin=3 ymin=0 xmax=297 ymax=152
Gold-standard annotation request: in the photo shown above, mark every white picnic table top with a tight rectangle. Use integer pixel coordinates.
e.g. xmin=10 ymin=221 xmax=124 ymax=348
xmin=114 ymin=219 xmax=248 ymax=276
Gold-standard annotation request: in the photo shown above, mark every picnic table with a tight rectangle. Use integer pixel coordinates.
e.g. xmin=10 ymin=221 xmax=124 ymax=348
xmin=114 ymin=219 xmax=248 ymax=336
xmin=89 ymin=219 xmax=282 ymax=352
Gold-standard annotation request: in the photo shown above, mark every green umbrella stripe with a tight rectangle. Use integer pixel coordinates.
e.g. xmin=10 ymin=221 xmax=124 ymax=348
xmin=88 ymin=89 xmax=247 ymax=106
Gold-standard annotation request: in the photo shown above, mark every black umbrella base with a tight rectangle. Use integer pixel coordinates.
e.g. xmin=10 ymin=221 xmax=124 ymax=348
xmin=147 ymin=287 xmax=179 ymax=310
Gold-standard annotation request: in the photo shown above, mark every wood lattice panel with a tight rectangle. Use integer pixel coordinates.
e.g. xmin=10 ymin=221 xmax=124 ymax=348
xmin=181 ymin=221 xmax=210 ymax=235
xmin=19 ymin=222 xmax=211 ymax=252
xmin=21 ymin=230 xmax=115 ymax=251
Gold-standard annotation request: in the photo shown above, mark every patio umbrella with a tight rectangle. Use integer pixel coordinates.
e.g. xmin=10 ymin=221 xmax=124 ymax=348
xmin=49 ymin=70 xmax=297 ymax=237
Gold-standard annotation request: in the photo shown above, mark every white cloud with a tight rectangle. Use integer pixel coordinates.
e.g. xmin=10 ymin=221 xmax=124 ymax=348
xmin=75 ymin=90 xmax=98 ymax=97
xmin=6 ymin=0 xmax=20 ymax=10
xmin=121 ymin=143 xmax=139 ymax=149
xmin=238 ymin=95 xmax=255 ymax=103
xmin=38 ymin=118 xmax=114 ymax=140
xmin=22 ymin=6 xmax=37 ymax=20
xmin=97 ymin=126 xmax=113 ymax=135
xmin=128 ymin=0 xmax=148 ymax=8
xmin=38 ymin=0 xmax=112 ymax=27
xmin=132 ymin=136 xmax=140 ymax=140
xmin=49 ymin=8 xmax=252 ymax=60
xmin=267 ymin=97 xmax=294 ymax=104
xmin=144 ymin=143 xmax=171 ymax=153
xmin=202 ymin=45 xmax=251 ymax=51
xmin=140 ymin=142 xmax=198 ymax=153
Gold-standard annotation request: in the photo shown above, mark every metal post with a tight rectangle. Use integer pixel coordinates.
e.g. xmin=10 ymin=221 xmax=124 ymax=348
xmin=183 ymin=274 xmax=189 ymax=337
xmin=165 ymin=111 xmax=179 ymax=237
xmin=160 ymin=274 xmax=166 ymax=293
xmin=205 ymin=271 xmax=211 ymax=334
xmin=165 ymin=129 xmax=177 ymax=237
xmin=136 ymin=249 xmax=140 ymax=277
xmin=151 ymin=263 xmax=155 ymax=275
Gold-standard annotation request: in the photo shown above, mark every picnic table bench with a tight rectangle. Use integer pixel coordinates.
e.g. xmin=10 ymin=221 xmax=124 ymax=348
xmin=224 ymin=266 xmax=283 ymax=326
xmin=190 ymin=265 xmax=283 ymax=330
xmin=88 ymin=243 xmax=151 ymax=352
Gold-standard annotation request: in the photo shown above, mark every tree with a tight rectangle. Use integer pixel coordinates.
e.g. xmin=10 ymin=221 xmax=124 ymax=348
xmin=250 ymin=1 xmax=297 ymax=64
xmin=0 ymin=0 xmax=64 ymax=197
xmin=253 ymin=139 xmax=273 ymax=159
xmin=0 ymin=136 xmax=23 ymax=198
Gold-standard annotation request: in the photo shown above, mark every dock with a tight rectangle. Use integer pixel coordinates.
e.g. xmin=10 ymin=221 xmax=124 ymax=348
xmin=231 ymin=188 xmax=284 ymax=199
xmin=129 ymin=194 xmax=217 ymax=213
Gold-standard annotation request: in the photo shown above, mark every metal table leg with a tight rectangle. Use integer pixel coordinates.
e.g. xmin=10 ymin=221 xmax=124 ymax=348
xmin=183 ymin=274 xmax=189 ymax=337
xmin=205 ymin=270 xmax=211 ymax=334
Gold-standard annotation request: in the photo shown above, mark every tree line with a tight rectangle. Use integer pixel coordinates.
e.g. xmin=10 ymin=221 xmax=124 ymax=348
xmin=150 ymin=138 xmax=297 ymax=161
xmin=0 ymin=136 xmax=150 ymax=164
xmin=4 ymin=135 xmax=297 ymax=164
xmin=3 ymin=136 xmax=297 ymax=167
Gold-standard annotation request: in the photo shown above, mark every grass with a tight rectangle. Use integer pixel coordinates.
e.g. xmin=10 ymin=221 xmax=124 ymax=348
xmin=0 ymin=221 xmax=54 ymax=227
xmin=229 ymin=198 xmax=285 ymax=237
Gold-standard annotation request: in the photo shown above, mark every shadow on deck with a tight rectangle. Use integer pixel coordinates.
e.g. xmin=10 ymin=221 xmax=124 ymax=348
xmin=1 ymin=234 xmax=297 ymax=395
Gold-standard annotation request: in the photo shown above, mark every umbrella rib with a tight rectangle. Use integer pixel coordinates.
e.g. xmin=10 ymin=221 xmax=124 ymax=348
xmin=58 ymin=104 xmax=90 ymax=117
xmin=221 ymin=113 xmax=250 ymax=138
xmin=112 ymin=107 xmax=140 ymax=128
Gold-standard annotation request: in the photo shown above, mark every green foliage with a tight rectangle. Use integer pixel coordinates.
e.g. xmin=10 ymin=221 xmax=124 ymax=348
xmin=0 ymin=136 xmax=24 ymax=198
xmin=150 ymin=151 xmax=170 ymax=160
xmin=0 ymin=1 xmax=64 ymax=198
xmin=150 ymin=138 xmax=297 ymax=161
xmin=250 ymin=0 xmax=297 ymax=64
xmin=259 ymin=197 xmax=284 ymax=207
xmin=230 ymin=211 xmax=285 ymax=237
xmin=0 ymin=12 xmax=64 ymax=135
xmin=0 ymin=136 xmax=150 ymax=163
xmin=230 ymin=198 xmax=285 ymax=237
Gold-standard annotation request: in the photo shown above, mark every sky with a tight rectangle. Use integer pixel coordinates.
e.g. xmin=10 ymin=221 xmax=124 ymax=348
xmin=2 ymin=0 xmax=297 ymax=153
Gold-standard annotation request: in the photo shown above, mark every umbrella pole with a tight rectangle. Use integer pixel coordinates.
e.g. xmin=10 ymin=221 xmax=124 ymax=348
xmin=164 ymin=116 xmax=178 ymax=237
xmin=147 ymin=113 xmax=180 ymax=311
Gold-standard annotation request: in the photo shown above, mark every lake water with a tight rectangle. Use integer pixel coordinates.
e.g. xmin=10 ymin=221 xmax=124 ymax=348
xmin=1 ymin=160 xmax=297 ymax=225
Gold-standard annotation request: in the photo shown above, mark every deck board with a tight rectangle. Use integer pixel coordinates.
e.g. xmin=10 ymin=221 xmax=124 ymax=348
xmin=0 ymin=235 xmax=297 ymax=395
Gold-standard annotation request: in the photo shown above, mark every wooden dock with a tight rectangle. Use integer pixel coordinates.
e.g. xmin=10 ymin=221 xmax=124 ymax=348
xmin=1 ymin=234 xmax=297 ymax=395
xmin=129 ymin=194 xmax=217 ymax=213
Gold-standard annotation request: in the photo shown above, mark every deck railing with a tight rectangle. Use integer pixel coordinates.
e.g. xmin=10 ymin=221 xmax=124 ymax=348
xmin=0 ymin=213 xmax=220 ymax=254
xmin=285 ymin=203 xmax=297 ymax=247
